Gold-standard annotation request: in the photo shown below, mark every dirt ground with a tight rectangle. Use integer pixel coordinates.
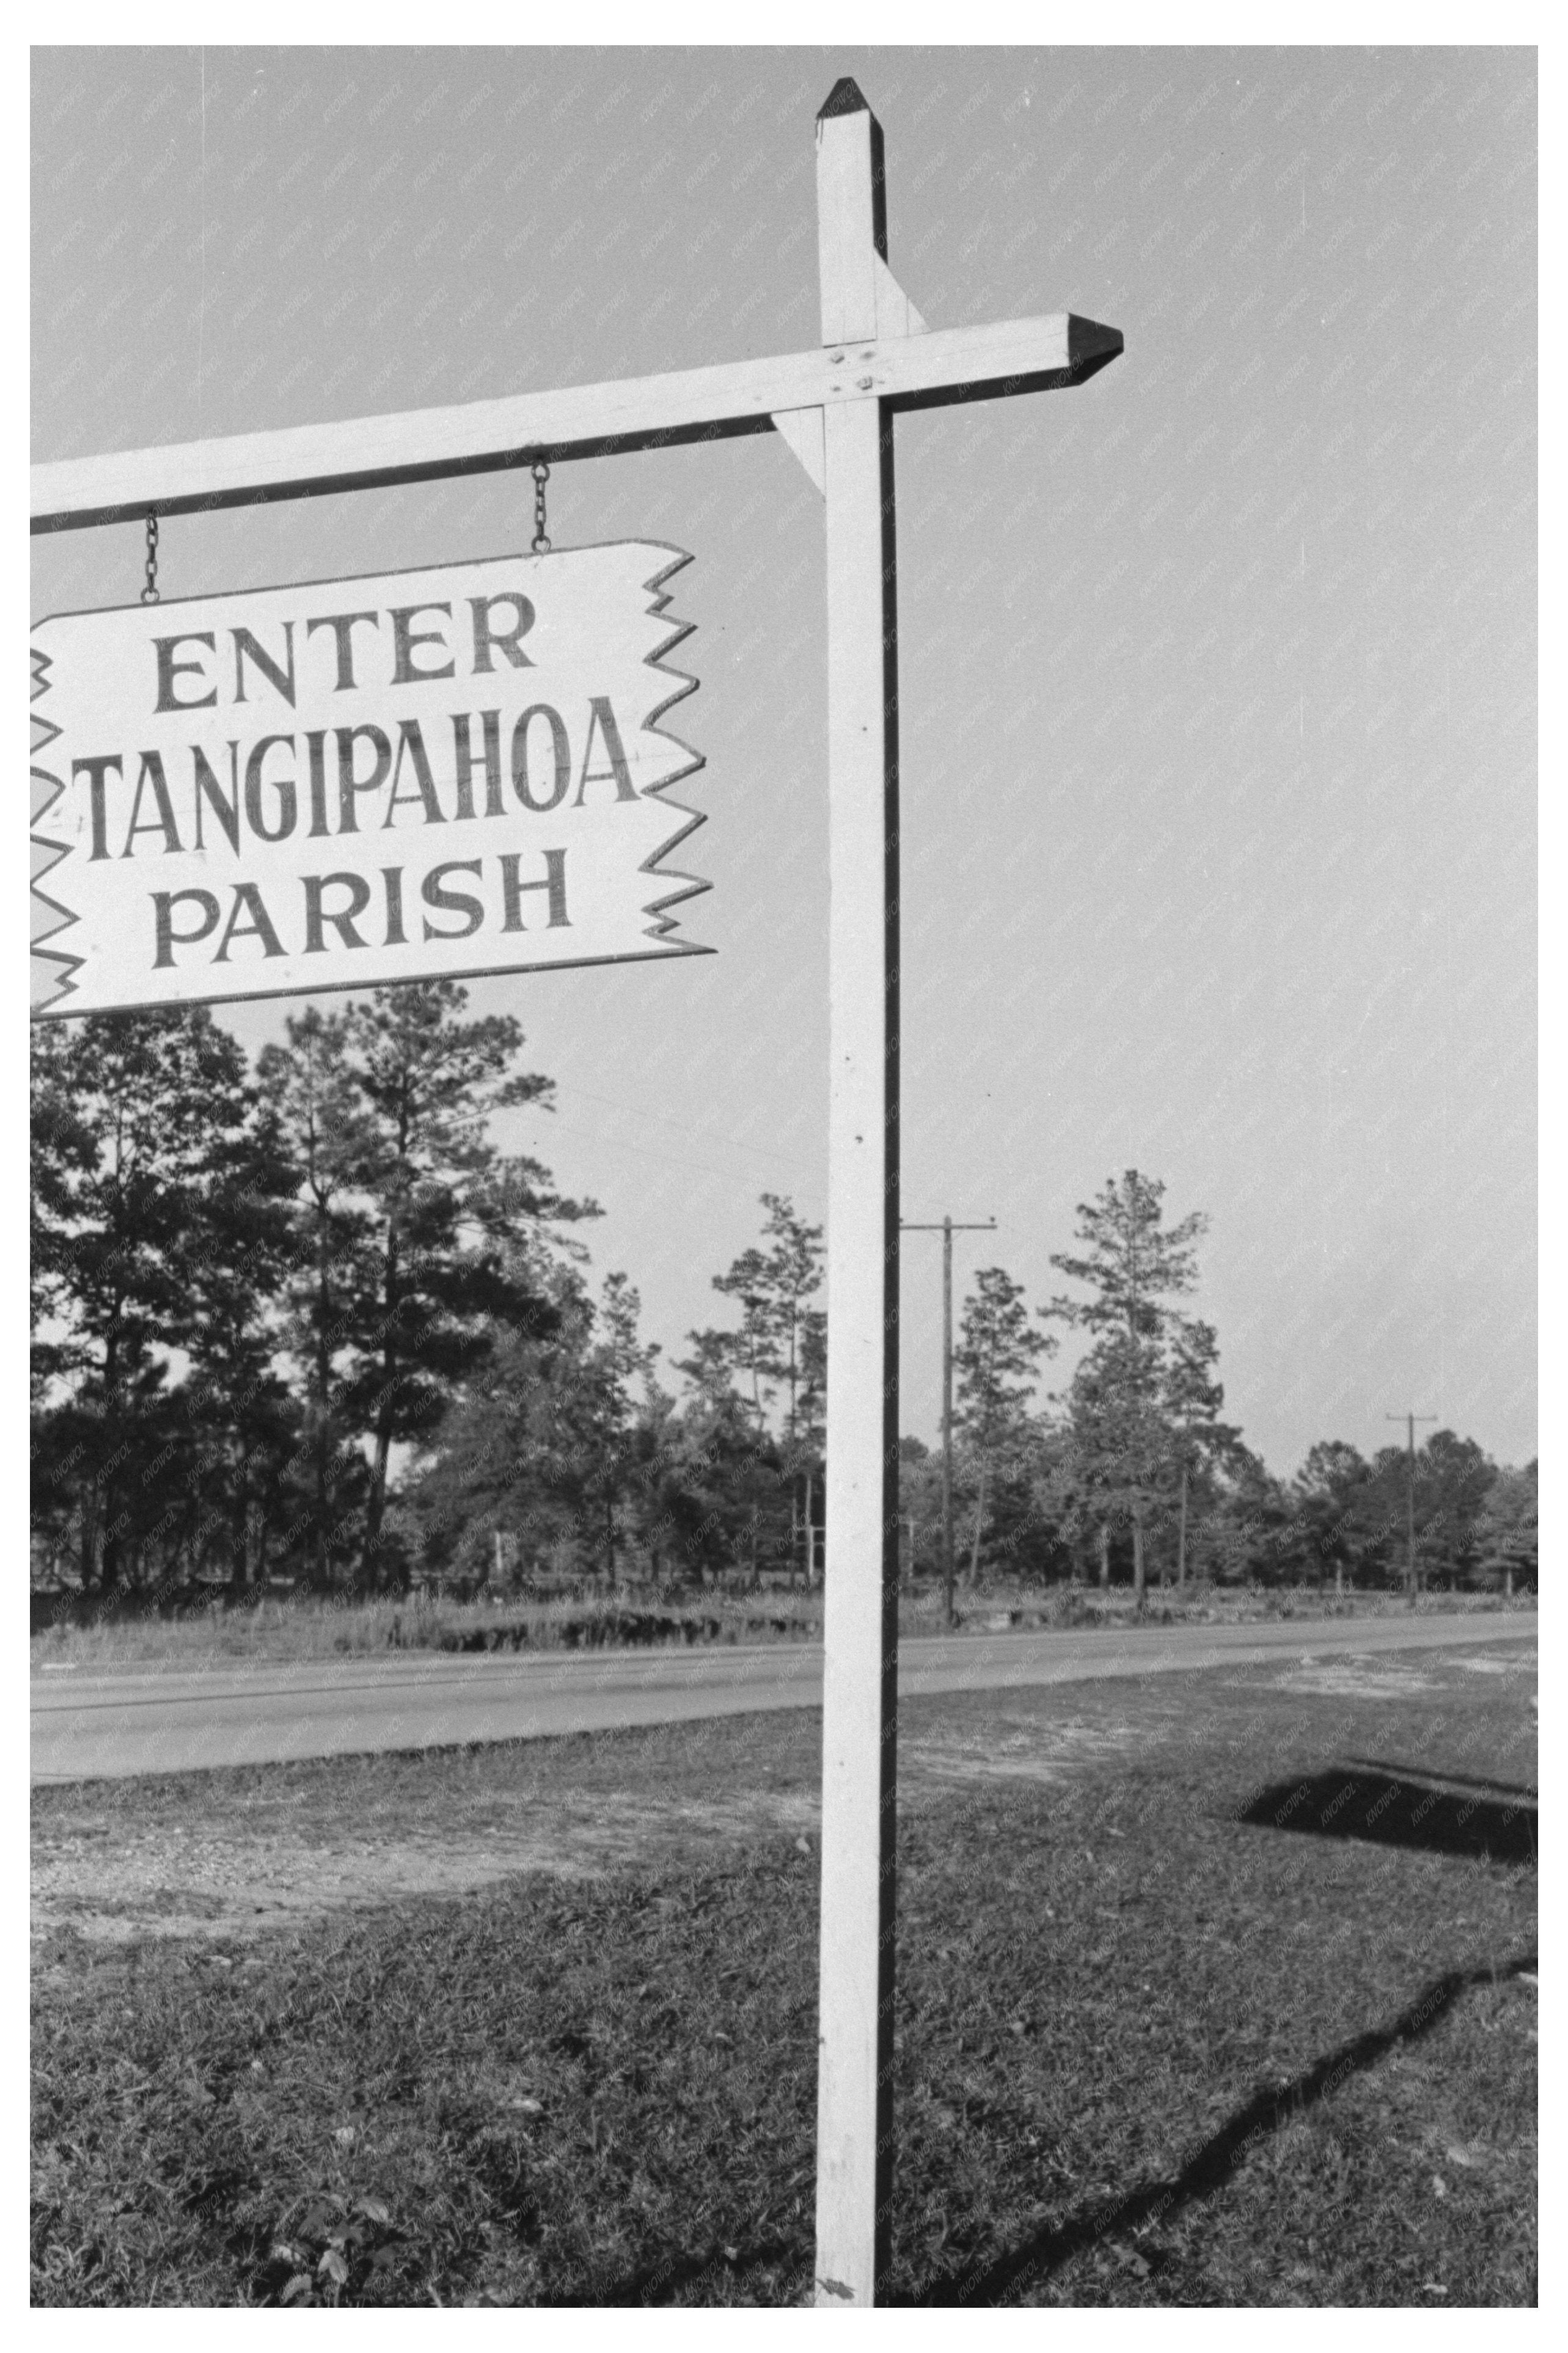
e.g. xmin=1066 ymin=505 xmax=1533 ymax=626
xmin=31 ymin=1702 xmax=1161 ymax=1946
xmin=34 ymin=1643 xmax=1527 ymax=1950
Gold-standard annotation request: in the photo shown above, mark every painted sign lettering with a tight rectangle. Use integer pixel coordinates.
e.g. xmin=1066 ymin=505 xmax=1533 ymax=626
xmin=31 ymin=540 xmax=708 ymax=1016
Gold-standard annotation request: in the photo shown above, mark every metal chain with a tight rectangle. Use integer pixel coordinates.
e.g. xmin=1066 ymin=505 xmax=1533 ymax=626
xmin=140 ymin=512 xmax=160 ymax=604
xmin=531 ymin=459 xmax=551 ymax=555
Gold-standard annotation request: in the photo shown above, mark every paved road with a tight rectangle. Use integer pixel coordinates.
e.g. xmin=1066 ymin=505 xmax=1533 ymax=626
xmin=31 ymin=1611 xmax=1536 ymax=1785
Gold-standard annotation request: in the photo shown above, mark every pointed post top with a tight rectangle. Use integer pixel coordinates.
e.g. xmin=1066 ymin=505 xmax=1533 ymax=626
xmin=818 ymin=76 xmax=876 ymax=123
xmin=816 ymin=79 xmax=887 ymax=332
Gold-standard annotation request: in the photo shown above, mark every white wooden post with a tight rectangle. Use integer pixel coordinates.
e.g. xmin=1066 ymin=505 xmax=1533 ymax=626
xmin=31 ymin=80 xmax=1123 ymax=2307
xmin=813 ymin=79 xmax=901 ymax=2310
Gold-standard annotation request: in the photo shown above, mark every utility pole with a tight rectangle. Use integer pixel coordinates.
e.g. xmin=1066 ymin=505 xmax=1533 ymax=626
xmin=1386 ymin=1411 xmax=1436 ymax=1606
xmin=902 ymin=1216 xmax=995 ymax=1626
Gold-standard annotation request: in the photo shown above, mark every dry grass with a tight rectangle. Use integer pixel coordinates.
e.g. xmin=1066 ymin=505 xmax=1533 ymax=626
xmin=29 ymin=1589 xmax=825 ymax=1675
xmin=31 ymin=1579 xmax=1528 ymax=1677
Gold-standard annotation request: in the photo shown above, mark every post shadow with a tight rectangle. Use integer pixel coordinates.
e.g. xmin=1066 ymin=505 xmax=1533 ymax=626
xmin=595 ymin=1759 xmax=1537 ymax=2307
xmin=903 ymin=1948 xmax=1537 ymax=2307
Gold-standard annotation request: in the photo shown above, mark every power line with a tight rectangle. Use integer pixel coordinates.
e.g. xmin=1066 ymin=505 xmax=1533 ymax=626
xmin=1385 ymin=1410 xmax=1437 ymax=1607
xmin=902 ymin=1215 xmax=995 ymax=1625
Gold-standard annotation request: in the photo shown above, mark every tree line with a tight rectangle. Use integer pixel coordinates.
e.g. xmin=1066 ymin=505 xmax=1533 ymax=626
xmin=30 ymin=990 xmax=1536 ymax=1601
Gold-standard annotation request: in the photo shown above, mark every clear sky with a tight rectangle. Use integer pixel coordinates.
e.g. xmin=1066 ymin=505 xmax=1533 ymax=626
xmin=30 ymin=43 xmax=1537 ymax=1474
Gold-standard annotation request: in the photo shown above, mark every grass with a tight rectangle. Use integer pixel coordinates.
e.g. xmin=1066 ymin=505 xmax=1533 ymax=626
xmin=29 ymin=1589 xmax=826 ymax=1674
xmin=32 ymin=1643 xmax=1536 ymax=2306
xmin=30 ymin=1578 xmax=1530 ymax=1675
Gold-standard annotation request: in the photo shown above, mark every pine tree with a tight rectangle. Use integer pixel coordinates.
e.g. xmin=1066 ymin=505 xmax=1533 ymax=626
xmin=1054 ymin=1332 xmax=1168 ymax=1593
xmin=752 ymin=1194 xmax=826 ymax=1586
xmin=261 ymin=981 xmax=592 ymax=1592
xmin=954 ymin=1266 xmax=1053 ymax=1586
xmin=1473 ymin=1461 xmax=1536 ymax=1595
xmin=256 ymin=1007 xmax=376 ymax=1591
xmin=31 ymin=1009 xmax=296 ymax=1592
xmin=691 ymin=1195 xmax=824 ymax=1585
xmin=1413 ymin=1430 xmax=1497 ymax=1590
xmin=178 ymin=1080 xmax=302 ymax=1585
xmin=571 ymin=1272 xmax=661 ymax=1586
xmin=1044 ymin=1171 xmax=1212 ymax=1606
xmin=403 ymin=1256 xmax=590 ymax=1591
xmin=1162 ymin=1318 xmax=1242 ymax=1586
xmin=1292 ymin=1440 xmax=1374 ymax=1595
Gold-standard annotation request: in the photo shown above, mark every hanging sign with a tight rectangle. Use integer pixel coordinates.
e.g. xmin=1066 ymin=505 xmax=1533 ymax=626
xmin=31 ymin=541 xmax=708 ymax=1017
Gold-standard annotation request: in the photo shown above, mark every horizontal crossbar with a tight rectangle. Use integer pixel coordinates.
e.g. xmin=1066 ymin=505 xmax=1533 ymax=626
xmin=31 ymin=313 xmax=1122 ymax=533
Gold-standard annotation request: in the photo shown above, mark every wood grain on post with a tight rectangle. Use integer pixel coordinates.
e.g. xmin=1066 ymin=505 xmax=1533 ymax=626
xmin=812 ymin=75 xmax=901 ymax=2311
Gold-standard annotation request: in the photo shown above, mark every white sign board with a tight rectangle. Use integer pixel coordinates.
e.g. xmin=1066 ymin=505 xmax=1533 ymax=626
xmin=31 ymin=541 xmax=708 ymax=1017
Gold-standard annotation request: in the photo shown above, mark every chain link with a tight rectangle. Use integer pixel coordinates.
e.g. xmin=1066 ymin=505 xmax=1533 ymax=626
xmin=139 ymin=513 xmax=160 ymax=605
xmin=531 ymin=459 xmax=551 ymax=555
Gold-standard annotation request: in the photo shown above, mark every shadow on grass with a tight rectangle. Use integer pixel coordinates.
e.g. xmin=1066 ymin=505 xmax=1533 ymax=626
xmin=1236 ymin=1771 xmax=1537 ymax=1865
xmin=1341 ymin=1759 xmax=1537 ymax=1804
xmin=903 ymin=1948 xmax=1537 ymax=2308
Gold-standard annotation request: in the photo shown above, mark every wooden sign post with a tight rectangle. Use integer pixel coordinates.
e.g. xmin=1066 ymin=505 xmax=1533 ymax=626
xmin=31 ymin=78 xmax=1121 ymax=2307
